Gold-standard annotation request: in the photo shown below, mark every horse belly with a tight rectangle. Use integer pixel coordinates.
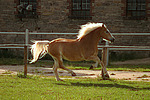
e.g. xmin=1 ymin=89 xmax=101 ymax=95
xmin=63 ymin=53 xmax=83 ymax=61
xmin=61 ymin=45 xmax=84 ymax=61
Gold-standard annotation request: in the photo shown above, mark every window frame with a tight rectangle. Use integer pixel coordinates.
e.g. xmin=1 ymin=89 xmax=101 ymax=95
xmin=16 ymin=0 xmax=38 ymax=19
xmin=126 ymin=0 xmax=147 ymax=20
xmin=68 ymin=0 xmax=94 ymax=20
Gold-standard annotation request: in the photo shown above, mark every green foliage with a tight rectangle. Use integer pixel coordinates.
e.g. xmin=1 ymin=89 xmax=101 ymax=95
xmin=0 ymin=75 xmax=150 ymax=100
xmin=0 ymin=58 xmax=24 ymax=65
xmin=0 ymin=49 xmax=23 ymax=58
xmin=110 ymin=51 xmax=146 ymax=62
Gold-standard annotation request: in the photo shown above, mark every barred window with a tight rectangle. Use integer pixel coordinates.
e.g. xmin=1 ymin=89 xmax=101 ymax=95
xmin=69 ymin=0 xmax=93 ymax=20
xmin=17 ymin=0 xmax=37 ymax=18
xmin=126 ymin=0 xmax=146 ymax=19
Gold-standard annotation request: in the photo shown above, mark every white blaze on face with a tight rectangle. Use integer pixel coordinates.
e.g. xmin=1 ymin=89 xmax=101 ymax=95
xmin=102 ymin=25 xmax=115 ymax=43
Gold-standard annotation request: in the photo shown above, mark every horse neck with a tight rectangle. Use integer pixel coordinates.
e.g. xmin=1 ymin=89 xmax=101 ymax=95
xmin=79 ymin=28 xmax=102 ymax=46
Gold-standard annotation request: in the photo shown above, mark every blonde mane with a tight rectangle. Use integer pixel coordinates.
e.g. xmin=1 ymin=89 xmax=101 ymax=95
xmin=77 ymin=22 xmax=104 ymax=39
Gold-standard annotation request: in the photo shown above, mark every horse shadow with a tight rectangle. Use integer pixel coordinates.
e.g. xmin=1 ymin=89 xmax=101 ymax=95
xmin=55 ymin=80 xmax=150 ymax=91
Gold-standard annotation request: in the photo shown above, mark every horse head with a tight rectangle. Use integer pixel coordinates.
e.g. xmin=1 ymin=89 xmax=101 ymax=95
xmin=100 ymin=23 xmax=115 ymax=43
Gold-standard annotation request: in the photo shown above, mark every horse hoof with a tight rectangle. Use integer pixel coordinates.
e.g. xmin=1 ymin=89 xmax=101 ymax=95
xmin=102 ymin=77 xmax=109 ymax=80
xmin=89 ymin=65 xmax=94 ymax=70
xmin=102 ymin=74 xmax=110 ymax=80
xmin=72 ymin=72 xmax=76 ymax=76
xmin=105 ymin=74 xmax=110 ymax=78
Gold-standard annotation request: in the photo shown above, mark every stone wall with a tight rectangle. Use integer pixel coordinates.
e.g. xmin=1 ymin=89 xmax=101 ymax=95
xmin=0 ymin=0 xmax=150 ymax=59
xmin=0 ymin=0 xmax=150 ymax=33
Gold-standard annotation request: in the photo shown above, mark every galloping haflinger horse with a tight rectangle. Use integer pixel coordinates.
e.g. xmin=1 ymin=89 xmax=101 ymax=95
xmin=30 ymin=22 xmax=115 ymax=81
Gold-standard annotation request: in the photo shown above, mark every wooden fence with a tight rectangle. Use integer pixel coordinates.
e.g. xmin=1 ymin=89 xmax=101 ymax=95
xmin=0 ymin=30 xmax=150 ymax=76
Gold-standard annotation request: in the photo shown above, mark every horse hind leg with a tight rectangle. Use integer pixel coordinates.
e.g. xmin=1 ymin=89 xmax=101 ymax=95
xmin=58 ymin=57 xmax=76 ymax=76
xmin=53 ymin=57 xmax=76 ymax=81
xmin=53 ymin=59 xmax=63 ymax=81
xmin=89 ymin=61 xmax=99 ymax=70
xmin=59 ymin=64 xmax=76 ymax=76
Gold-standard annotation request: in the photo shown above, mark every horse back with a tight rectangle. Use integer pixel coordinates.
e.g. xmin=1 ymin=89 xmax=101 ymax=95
xmin=48 ymin=38 xmax=84 ymax=61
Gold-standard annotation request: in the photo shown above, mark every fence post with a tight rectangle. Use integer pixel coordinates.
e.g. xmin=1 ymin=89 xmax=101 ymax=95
xmin=102 ymin=47 xmax=108 ymax=67
xmin=105 ymin=41 xmax=109 ymax=66
xmin=24 ymin=29 xmax=29 ymax=77
xmin=24 ymin=46 xmax=27 ymax=77
xmin=102 ymin=41 xmax=109 ymax=67
xmin=25 ymin=29 xmax=29 ymax=60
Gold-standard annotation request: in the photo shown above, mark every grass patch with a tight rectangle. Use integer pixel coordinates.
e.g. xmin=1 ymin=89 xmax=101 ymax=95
xmin=107 ymin=65 xmax=150 ymax=72
xmin=0 ymin=75 xmax=150 ymax=100
xmin=2 ymin=70 xmax=12 ymax=74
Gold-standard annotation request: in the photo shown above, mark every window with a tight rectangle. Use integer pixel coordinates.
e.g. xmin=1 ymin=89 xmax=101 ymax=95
xmin=68 ymin=0 xmax=94 ymax=20
xmin=126 ymin=0 xmax=146 ymax=19
xmin=17 ymin=0 xmax=38 ymax=19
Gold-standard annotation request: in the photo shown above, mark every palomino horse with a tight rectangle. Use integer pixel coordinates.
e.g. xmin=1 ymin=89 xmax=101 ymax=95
xmin=30 ymin=22 xmax=115 ymax=81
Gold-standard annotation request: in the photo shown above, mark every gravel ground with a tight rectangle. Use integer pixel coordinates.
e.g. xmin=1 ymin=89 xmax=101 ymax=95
xmin=0 ymin=65 xmax=150 ymax=81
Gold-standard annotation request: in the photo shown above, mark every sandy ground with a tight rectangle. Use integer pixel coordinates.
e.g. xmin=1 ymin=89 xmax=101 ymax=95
xmin=0 ymin=65 xmax=150 ymax=81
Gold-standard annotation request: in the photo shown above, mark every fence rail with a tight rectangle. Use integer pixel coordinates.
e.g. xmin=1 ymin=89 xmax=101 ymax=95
xmin=0 ymin=30 xmax=150 ymax=76
xmin=98 ymin=46 xmax=150 ymax=51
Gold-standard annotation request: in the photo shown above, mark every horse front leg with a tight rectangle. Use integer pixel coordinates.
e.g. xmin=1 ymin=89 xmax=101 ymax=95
xmin=100 ymin=61 xmax=109 ymax=79
xmin=88 ymin=56 xmax=109 ymax=79
xmin=101 ymin=68 xmax=109 ymax=79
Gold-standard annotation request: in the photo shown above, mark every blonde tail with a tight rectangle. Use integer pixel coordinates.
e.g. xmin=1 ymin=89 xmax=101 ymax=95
xmin=30 ymin=40 xmax=49 ymax=63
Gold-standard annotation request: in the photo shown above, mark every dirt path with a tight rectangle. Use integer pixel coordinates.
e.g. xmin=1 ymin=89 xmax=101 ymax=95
xmin=0 ymin=65 xmax=150 ymax=81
